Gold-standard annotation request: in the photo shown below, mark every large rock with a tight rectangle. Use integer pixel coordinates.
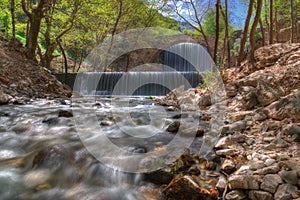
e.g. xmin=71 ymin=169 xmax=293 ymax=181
xmin=264 ymin=90 xmax=300 ymax=122
xmin=248 ymin=190 xmax=273 ymax=200
xmin=279 ymin=170 xmax=298 ymax=185
xmin=274 ymin=184 xmax=299 ymax=200
xmin=228 ymin=175 xmax=260 ymax=190
xmin=0 ymin=90 xmax=12 ymax=105
xmin=162 ymin=175 xmax=218 ymax=200
xmin=260 ymin=174 xmax=283 ymax=194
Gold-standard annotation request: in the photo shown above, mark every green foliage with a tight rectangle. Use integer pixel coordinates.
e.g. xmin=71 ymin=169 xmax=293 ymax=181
xmin=202 ymin=6 xmax=234 ymax=37
xmin=199 ymin=69 xmax=220 ymax=91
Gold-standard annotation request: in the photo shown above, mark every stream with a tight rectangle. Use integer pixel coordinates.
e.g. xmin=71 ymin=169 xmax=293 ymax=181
xmin=0 ymin=97 xmax=205 ymax=200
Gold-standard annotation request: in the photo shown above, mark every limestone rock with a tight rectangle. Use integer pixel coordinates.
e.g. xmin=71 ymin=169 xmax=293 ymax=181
xmin=225 ymin=190 xmax=246 ymax=200
xmin=260 ymin=174 xmax=283 ymax=194
xmin=221 ymin=159 xmax=236 ymax=174
xmin=0 ymin=90 xmax=12 ymax=105
xmin=248 ymin=160 xmax=265 ymax=170
xmin=228 ymin=175 xmax=260 ymax=190
xmin=279 ymin=170 xmax=298 ymax=185
xmin=254 ymin=164 xmax=280 ymax=175
xmin=198 ymin=94 xmax=211 ymax=108
xmin=264 ymin=90 xmax=300 ymax=122
xmin=162 ymin=175 xmax=218 ymax=200
xmin=274 ymin=184 xmax=299 ymax=200
xmin=248 ymin=190 xmax=273 ymax=200
xmin=216 ymin=175 xmax=227 ymax=191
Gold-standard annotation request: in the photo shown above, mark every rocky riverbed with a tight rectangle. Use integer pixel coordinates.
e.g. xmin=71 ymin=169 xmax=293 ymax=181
xmin=156 ymin=43 xmax=300 ymax=199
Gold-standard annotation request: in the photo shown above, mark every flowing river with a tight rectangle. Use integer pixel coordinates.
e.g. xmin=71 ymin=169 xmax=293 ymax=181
xmin=0 ymin=97 xmax=205 ymax=200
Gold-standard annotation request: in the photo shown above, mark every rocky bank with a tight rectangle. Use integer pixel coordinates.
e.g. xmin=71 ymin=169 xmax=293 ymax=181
xmin=0 ymin=37 xmax=71 ymax=104
xmin=156 ymin=43 xmax=300 ymax=199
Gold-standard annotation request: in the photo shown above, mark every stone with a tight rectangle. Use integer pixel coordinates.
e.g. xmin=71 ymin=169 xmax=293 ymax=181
xmin=215 ymin=137 xmax=232 ymax=149
xmin=248 ymin=160 xmax=265 ymax=170
xmin=225 ymin=190 xmax=246 ymax=200
xmin=216 ymin=175 xmax=227 ymax=191
xmin=222 ymin=121 xmax=246 ymax=135
xmin=216 ymin=149 xmax=235 ymax=157
xmin=248 ymin=190 xmax=273 ymax=200
xmin=274 ymin=184 xmax=299 ymax=200
xmin=265 ymin=159 xmax=276 ymax=166
xmin=23 ymin=169 xmax=51 ymax=189
xmin=166 ymin=121 xmax=180 ymax=132
xmin=100 ymin=120 xmax=114 ymax=126
xmin=198 ymin=94 xmax=211 ymax=108
xmin=58 ymin=110 xmax=73 ymax=118
xmin=0 ymin=91 xmax=12 ymax=105
xmin=254 ymin=164 xmax=280 ymax=175
xmin=264 ymin=90 xmax=300 ymax=122
xmin=260 ymin=174 xmax=283 ymax=194
xmin=279 ymin=170 xmax=298 ymax=185
xmin=282 ymin=124 xmax=300 ymax=136
xmin=162 ymin=175 xmax=218 ymax=200
xmin=243 ymin=90 xmax=259 ymax=110
xmin=228 ymin=175 xmax=260 ymax=190
xmin=221 ymin=159 xmax=236 ymax=174
xmin=226 ymin=84 xmax=237 ymax=97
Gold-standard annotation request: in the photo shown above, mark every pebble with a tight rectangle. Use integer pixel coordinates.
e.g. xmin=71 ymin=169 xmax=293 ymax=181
xmin=264 ymin=158 xmax=276 ymax=166
xmin=225 ymin=190 xmax=246 ymax=200
xmin=248 ymin=160 xmax=265 ymax=170
xmin=216 ymin=149 xmax=235 ymax=157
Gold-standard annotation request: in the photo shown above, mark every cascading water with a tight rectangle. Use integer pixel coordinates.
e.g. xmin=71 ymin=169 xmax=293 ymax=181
xmin=163 ymin=43 xmax=211 ymax=72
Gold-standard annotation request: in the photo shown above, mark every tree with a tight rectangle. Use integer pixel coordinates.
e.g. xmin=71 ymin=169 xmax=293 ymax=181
xmin=248 ymin=0 xmax=263 ymax=67
xmin=169 ymin=0 xmax=214 ymax=58
xmin=10 ymin=0 xmax=15 ymax=39
xmin=290 ymin=0 xmax=295 ymax=43
xmin=269 ymin=0 xmax=273 ymax=44
xmin=237 ymin=0 xmax=254 ymax=67
xmin=214 ymin=0 xmax=220 ymax=63
xmin=39 ymin=0 xmax=81 ymax=69
xmin=21 ymin=0 xmax=52 ymax=60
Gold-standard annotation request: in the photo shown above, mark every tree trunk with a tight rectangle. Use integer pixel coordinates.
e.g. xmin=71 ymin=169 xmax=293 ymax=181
xmin=248 ymin=0 xmax=263 ymax=67
xmin=259 ymin=18 xmax=266 ymax=46
xmin=214 ymin=0 xmax=220 ymax=64
xmin=10 ymin=0 xmax=15 ymax=39
xmin=237 ymin=0 xmax=254 ymax=67
xmin=290 ymin=0 xmax=295 ymax=43
xmin=57 ymin=40 xmax=68 ymax=81
xmin=225 ymin=0 xmax=230 ymax=68
xmin=264 ymin=0 xmax=270 ymax=44
xmin=21 ymin=0 xmax=51 ymax=61
xmin=269 ymin=0 xmax=273 ymax=44
xmin=274 ymin=8 xmax=279 ymax=42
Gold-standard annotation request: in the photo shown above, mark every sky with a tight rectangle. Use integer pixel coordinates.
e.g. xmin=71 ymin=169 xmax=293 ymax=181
xmin=164 ymin=0 xmax=248 ymax=29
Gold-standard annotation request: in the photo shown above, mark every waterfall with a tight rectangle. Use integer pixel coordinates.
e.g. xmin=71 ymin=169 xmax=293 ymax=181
xmin=54 ymin=42 xmax=213 ymax=96
xmin=163 ymin=42 xmax=212 ymax=72
xmin=57 ymin=71 xmax=202 ymax=96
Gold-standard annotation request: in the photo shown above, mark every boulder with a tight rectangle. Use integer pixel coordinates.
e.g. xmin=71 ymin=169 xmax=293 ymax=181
xmin=260 ymin=174 xmax=283 ymax=194
xmin=162 ymin=175 xmax=218 ymax=200
xmin=248 ymin=190 xmax=273 ymax=200
xmin=274 ymin=184 xmax=299 ymax=200
xmin=228 ymin=175 xmax=260 ymax=190
xmin=264 ymin=90 xmax=300 ymax=122
xmin=279 ymin=170 xmax=298 ymax=185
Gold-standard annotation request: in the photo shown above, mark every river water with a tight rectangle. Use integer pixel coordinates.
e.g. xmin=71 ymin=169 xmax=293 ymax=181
xmin=0 ymin=97 xmax=204 ymax=200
